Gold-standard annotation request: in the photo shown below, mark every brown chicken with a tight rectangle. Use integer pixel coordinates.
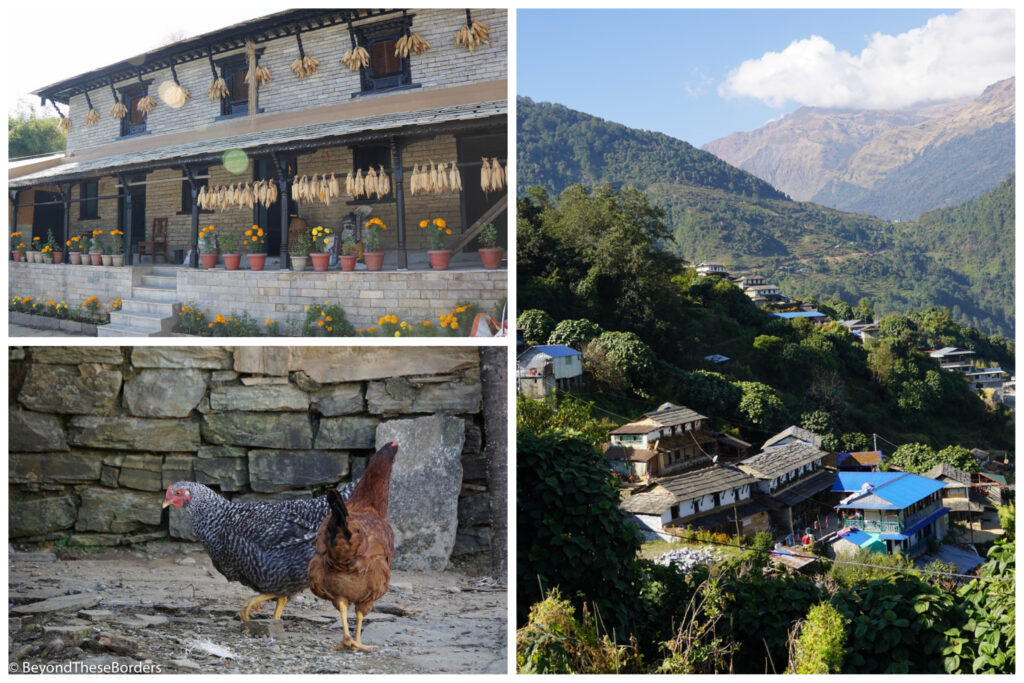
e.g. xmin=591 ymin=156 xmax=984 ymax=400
xmin=309 ymin=441 xmax=398 ymax=651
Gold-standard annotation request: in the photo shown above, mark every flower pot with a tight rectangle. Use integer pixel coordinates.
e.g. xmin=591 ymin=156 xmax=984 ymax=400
xmin=428 ymin=249 xmax=452 ymax=271
xmin=101 ymin=254 xmax=113 ymax=266
xmin=90 ymin=253 xmax=103 ymax=266
xmin=201 ymin=253 xmax=218 ymax=269
xmin=363 ymin=251 xmax=385 ymax=271
xmin=29 ymin=252 xmax=38 ymax=263
xmin=339 ymin=254 xmax=357 ymax=271
xmin=223 ymin=253 xmax=242 ymax=271
xmin=12 ymin=251 xmax=21 ymax=262
xmin=70 ymin=252 xmax=82 ymax=265
xmin=311 ymin=253 xmax=331 ymax=272
xmin=111 ymin=254 xmax=124 ymax=267
xmin=42 ymin=253 xmax=53 ymax=264
xmin=52 ymin=251 xmax=64 ymax=264
xmin=247 ymin=253 xmax=267 ymax=271
xmin=290 ymin=256 xmax=308 ymax=272
xmin=478 ymin=247 xmax=504 ymax=270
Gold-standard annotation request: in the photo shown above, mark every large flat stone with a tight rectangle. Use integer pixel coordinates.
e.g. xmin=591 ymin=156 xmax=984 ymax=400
xmin=76 ymin=487 xmax=163 ymax=533
xmin=11 ymin=593 xmax=102 ymax=615
xmin=194 ymin=457 xmax=249 ymax=492
xmin=366 ymin=375 xmax=482 ymax=415
xmin=377 ymin=415 xmax=465 ymax=571
xmin=68 ymin=416 xmax=201 ymax=452
xmin=8 ymin=409 xmax=69 ymax=452
xmin=118 ymin=455 xmax=165 ymax=491
xmin=131 ymin=347 xmax=233 ymax=369
xmin=197 ymin=445 xmax=247 ymax=459
xmin=31 ymin=347 xmax=124 ymax=365
xmin=314 ymin=416 xmax=379 ymax=450
xmin=310 ymin=383 xmax=364 ymax=416
xmin=124 ymin=369 xmax=207 ymax=418
xmin=9 ymin=496 xmax=77 ymax=538
xmin=248 ymin=450 xmax=348 ymax=492
xmin=9 ymin=453 xmax=104 ymax=485
xmin=208 ymin=384 xmax=309 ymax=412
xmin=19 ymin=364 xmax=122 ymax=415
xmin=201 ymin=412 xmax=312 ymax=449
xmin=233 ymin=347 xmax=290 ymax=376
xmin=289 ymin=348 xmax=479 ymax=384
xmin=162 ymin=454 xmax=194 ymax=489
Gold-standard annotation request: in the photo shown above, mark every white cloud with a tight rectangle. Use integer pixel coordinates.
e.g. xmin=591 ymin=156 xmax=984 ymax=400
xmin=683 ymin=68 xmax=715 ymax=98
xmin=718 ymin=9 xmax=1015 ymax=109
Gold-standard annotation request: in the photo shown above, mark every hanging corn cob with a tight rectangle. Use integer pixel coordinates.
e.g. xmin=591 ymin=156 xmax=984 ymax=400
xmin=341 ymin=45 xmax=369 ymax=72
xmin=205 ymin=49 xmax=228 ymax=101
xmin=428 ymin=161 xmax=440 ymax=195
xmin=291 ymin=32 xmax=319 ymax=79
xmin=83 ymin=92 xmax=100 ymax=126
xmin=136 ymin=95 xmax=157 ymax=116
xmin=480 ymin=156 xmax=493 ymax=193
xmin=109 ymin=101 xmax=127 ymax=119
xmin=377 ymin=165 xmax=391 ymax=197
xmin=455 ymin=10 xmax=490 ymax=53
xmin=365 ymin=166 xmax=379 ymax=199
xmin=244 ymin=40 xmax=271 ymax=86
xmin=395 ymin=31 xmax=431 ymax=58
xmin=346 ymin=170 xmax=357 ymax=198
xmin=57 ymin=106 xmax=71 ymax=133
xmin=449 ymin=162 xmax=462 ymax=192
xmin=329 ymin=173 xmax=339 ymax=200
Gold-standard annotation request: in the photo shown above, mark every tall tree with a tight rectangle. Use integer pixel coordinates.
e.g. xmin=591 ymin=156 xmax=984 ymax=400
xmin=9 ymin=112 xmax=66 ymax=158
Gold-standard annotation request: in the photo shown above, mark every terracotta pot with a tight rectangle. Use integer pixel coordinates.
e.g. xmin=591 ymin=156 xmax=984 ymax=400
xmin=201 ymin=253 xmax=218 ymax=269
xmin=12 ymin=251 xmax=21 ymax=262
xmin=70 ymin=252 xmax=82 ymax=265
xmin=363 ymin=251 xmax=385 ymax=271
xmin=428 ymin=249 xmax=452 ymax=271
xmin=90 ymin=253 xmax=103 ymax=266
xmin=247 ymin=253 xmax=267 ymax=271
xmin=290 ymin=256 xmax=308 ymax=272
xmin=311 ymin=252 xmax=331 ymax=271
xmin=339 ymin=254 xmax=357 ymax=271
xmin=223 ymin=253 xmax=242 ymax=271
xmin=478 ymin=247 xmax=503 ymax=270
xmin=53 ymin=251 xmax=64 ymax=264
xmin=101 ymin=254 xmax=113 ymax=266
xmin=111 ymin=254 xmax=124 ymax=267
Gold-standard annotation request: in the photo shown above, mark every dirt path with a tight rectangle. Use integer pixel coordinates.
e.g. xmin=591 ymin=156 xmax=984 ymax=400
xmin=8 ymin=543 xmax=507 ymax=675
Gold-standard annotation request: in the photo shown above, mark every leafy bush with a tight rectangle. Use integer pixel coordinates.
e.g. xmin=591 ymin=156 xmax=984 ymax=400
xmin=788 ymin=602 xmax=848 ymax=674
xmin=942 ymin=541 xmax=1014 ymax=674
xmin=515 ymin=394 xmax=611 ymax=446
xmin=519 ymin=309 xmax=556 ymax=345
xmin=547 ymin=318 xmax=603 ymax=349
xmin=301 ymin=302 xmax=355 ymax=337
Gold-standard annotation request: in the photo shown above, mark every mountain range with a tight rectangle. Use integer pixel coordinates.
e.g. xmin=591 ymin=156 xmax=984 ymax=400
xmin=701 ymin=78 xmax=1014 ymax=220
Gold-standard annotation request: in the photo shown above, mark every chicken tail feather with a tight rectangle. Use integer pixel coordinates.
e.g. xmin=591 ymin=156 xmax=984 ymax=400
xmin=326 ymin=488 xmax=352 ymax=545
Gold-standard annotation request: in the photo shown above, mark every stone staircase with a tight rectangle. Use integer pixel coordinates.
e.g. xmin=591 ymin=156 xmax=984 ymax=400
xmin=98 ymin=266 xmax=182 ymax=337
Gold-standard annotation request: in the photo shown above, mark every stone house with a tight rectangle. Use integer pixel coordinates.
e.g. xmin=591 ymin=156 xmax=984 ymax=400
xmin=738 ymin=442 xmax=835 ymax=536
xmin=9 ymin=8 xmax=507 ymax=334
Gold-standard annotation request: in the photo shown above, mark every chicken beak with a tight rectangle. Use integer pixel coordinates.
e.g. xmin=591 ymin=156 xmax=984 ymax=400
xmin=162 ymin=500 xmax=172 ymax=509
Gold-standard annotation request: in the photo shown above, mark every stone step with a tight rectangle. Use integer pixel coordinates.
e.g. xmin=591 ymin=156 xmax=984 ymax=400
xmin=149 ymin=266 xmax=183 ymax=278
xmin=121 ymin=299 xmax=181 ymax=317
xmin=97 ymin=323 xmax=164 ymax=338
xmin=107 ymin=310 xmax=175 ymax=335
xmin=140 ymin=274 xmax=178 ymax=289
xmin=132 ymin=286 xmax=179 ymax=302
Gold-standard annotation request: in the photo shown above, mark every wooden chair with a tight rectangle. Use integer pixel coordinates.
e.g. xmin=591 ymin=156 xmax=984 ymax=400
xmin=138 ymin=218 xmax=168 ymax=263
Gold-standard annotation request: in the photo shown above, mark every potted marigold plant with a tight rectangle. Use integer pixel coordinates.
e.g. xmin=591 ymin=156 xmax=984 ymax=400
xmin=477 ymin=222 xmax=503 ymax=270
xmin=310 ymin=226 xmax=332 ymax=271
xmin=43 ymin=229 xmax=64 ymax=264
xmin=10 ymin=231 xmax=24 ymax=262
xmin=109 ymin=229 xmax=125 ymax=266
xmin=420 ymin=217 xmax=452 ymax=270
xmin=338 ymin=228 xmax=357 ymax=271
xmin=291 ymin=231 xmax=313 ymax=271
xmin=30 ymin=235 xmax=42 ymax=262
xmin=15 ymin=238 xmax=27 ymax=262
xmin=66 ymin=235 xmax=84 ymax=265
xmin=198 ymin=225 xmax=218 ymax=269
xmin=220 ymin=232 xmax=240 ymax=271
xmin=243 ymin=225 xmax=266 ymax=271
xmin=363 ymin=218 xmax=386 ymax=271
xmin=88 ymin=230 xmax=104 ymax=266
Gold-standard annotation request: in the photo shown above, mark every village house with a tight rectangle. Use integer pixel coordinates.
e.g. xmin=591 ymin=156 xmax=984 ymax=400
xmin=964 ymin=366 xmax=1007 ymax=392
xmin=922 ymin=463 xmax=985 ymax=524
xmin=831 ymin=471 xmax=949 ymax=557
xmin=9 ymin=8 xmax=507 ymax=335
xmin=738 ymin=442 xmax=835 ymax=536
xmin=731 ymin=273 xmax=765 ymax=290
xmin=762 ymin=425 xmax=824 ymax=450
xmin=516 ymin=344 xmax=583 ymax=399
xmin=743 ymin=283 xmax=784 ymax=305
xmin=771 ymin=310 xmax=827 ymax=324
xmin=835 ymin=450 xmax=884 ymax=472
xmin=927 ymin=347 xmax=975 ymax=373
xmin=695 ymin=262 xmax=729 ymax=278
xmin=839 ymin=319 xmax=879 ymax=342
xmin=620 ymin=463 xmax=766 ymax=541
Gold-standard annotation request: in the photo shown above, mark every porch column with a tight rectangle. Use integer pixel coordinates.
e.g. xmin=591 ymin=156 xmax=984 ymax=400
xmin=59 ymin=183 xmax=71 ymax=262
xmin=10 ymin=190 xmax=20 ymax=259
xmin=184 ymin=165 xmax=199 ymax=268
xmin=117 ymin=174 xmax=133 ymax=266
xmin=278 ymin=177 xmax=290 ymax=270
xmin=389 ymin=136 xmax=407 ymax=270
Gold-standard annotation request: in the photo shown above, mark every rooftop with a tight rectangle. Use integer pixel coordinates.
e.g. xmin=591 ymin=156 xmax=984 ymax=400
xmin=521 ymin=345 xmax=581 ymax=359
xmin=833 ymin=472 xmax=947 ymax=510
xmin=642 ymin=403 xmax=708 ymax=428
xmin=739 ymin=442 xmax=827 ymax=480
xmin=762 ymin=425 xmax=824 ymax=450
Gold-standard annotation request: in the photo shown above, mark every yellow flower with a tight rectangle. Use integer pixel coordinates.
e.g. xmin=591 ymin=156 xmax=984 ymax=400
xmin=317 ymin=320 xmax=324 ymax=327
xmin=445 ymin=229 xmax=452 ymax=235
xmin=451 ymin=321 xmax=459 ymax=330
xmin=327 ymin=327 xmax=332 ymax=332
xmin=394 ymin=331 xmax=401 ymax=337
xmin=436 ymin=218 xmax=447 ymax=228
xmin=326 ymin=316 xmax=333 ymax=322
xmin=419 ymin=220 xmax=428 ymax=228
xmin=245 ymin=230 xmax=252 ymax=237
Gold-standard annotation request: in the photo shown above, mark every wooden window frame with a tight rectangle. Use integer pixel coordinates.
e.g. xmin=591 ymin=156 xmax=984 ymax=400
xmin=118 ymin=82 xmax=151 ymax=138
xmin=354 ymin=17 xmax=415 ymax=94
xmin=215 ymin=51 xmax=264 ymax=118
xmin=78 ymin=179 xmax=100 ymax=220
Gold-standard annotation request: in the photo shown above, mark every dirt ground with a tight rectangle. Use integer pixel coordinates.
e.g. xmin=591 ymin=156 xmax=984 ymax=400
xmin=8 ymin=542 xmax=507 ymax=675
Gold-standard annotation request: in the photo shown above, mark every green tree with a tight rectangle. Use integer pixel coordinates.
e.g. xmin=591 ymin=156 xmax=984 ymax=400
xmin=517 ymin=430 xmax=642 ymax=633
xmin=734 ymin=381 xmax=786 ymax=430
xmin=519 ymin=309 xmax=556 ymax=346
xmin=996 ymin=501 xmax=1014 ymax=539
xmin=788 ymin=602 xmax=848 ymax=674
xmin=587 ymin=331 xmax=656 ymax=397
xmin=547 ymin=318 xmax=604 ymax=349
xmin=935 ymin=445 xmax=979 ymax=473
xmin=515 ymin=394 xmax=611 ymax=446
xmin=943 ymin=541 xmax=1015 ymax=673
xmin=9 ymin=111 xmax=66 ymax=158
xmin=887 ymin=442 xmax=938 ymax=473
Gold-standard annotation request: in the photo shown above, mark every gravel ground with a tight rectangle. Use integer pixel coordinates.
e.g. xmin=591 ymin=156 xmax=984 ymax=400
xmin=8 ymin=543 xmax=507 ymax=675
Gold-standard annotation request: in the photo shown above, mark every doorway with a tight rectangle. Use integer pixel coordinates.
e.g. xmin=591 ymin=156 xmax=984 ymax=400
xmin=31 ymin=190 xmax=64 ymax=245
xmin=254 ymin=156 xmax=297 ymax=257
xmin=457 ymin=132 xmax=507 ymax=252
xmin=118 ymin=175 xmax=146 ymax=260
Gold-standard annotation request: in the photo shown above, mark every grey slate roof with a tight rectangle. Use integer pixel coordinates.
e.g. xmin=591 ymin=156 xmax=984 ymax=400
xmin=11 ymin=101 xmax=506 ymax=188
xmin=620 ymin=464 xmax=758 ymax=516
xmin=770 ymin=469 xmax=837 ymax=506
xmin=642 ymin=403 xmax=707 ymax=428
xmin=739 ymin=442 xmax=827 ymax=480
xmin=762 ymin=425 xmax=824 ymax=449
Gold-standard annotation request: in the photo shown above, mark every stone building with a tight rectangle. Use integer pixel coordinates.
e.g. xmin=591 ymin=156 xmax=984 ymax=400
xmin=9 ymin=8 xmax=507 ymax=335
xmin=8 ymin=346 xmax=506 ymax=572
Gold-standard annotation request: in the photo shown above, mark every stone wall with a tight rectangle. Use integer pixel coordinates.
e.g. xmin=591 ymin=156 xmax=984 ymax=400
xmin=8 ymin=262 xmax=138 ymax=309
xmin=64 ymin=8 xmax=507 ymax=153
xmin=8 ymin=346 xmax=504 ymax=570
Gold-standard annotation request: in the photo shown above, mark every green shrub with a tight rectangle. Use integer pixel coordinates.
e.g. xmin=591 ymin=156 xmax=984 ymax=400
xmin=788 ymin=602 xmax=848 ymax=674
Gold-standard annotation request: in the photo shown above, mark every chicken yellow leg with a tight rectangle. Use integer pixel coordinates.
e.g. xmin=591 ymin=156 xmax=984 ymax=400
xmin=352 ymin=611 xmax=378 ymax=650
xmin=333 ymin=599 xmax=355 ymax=650
xmin=271 ymin=596 xmax=288 ymax=620
xmin=240 ymin=593 xmax=277 ymax=622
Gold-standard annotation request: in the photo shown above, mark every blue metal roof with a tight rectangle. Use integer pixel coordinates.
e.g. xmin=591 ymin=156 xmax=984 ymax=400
xmin=772 ymin=311 xmax=825 ymax=319
xmin=833 ymin=472 xmax=946 ymax=510
xmin=528 ymin=345 xmax=581 ymax=358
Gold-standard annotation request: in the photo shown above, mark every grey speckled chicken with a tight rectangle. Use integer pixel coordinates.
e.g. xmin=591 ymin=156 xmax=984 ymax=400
xmin=162 ymin=480 xmax=355 ymax=623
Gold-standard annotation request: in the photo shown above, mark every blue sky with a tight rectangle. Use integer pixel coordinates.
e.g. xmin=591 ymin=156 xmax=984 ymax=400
xmin=517 ymin=8 xmax=1015 ymax=147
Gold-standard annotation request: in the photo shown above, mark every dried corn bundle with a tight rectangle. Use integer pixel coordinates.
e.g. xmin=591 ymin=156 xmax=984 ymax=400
xmin=109 ymin=101 xmax=128 ymax=119
xmin=449 ymin=163 xmax=462 ymax=192
xmin=353 ymin=169 xmax=365 ymax=197
xmin=341 ymin=46 xmax=369 ymax=72
xmin=136 ymin=95 xmax=157 ymax=116
xmin=436 ymin=162 xmax=451 ymax=193
xmin=318 ymin=176 xmax=330 ymax=205
xmin=365 ymin=166 xmax=379 ymax=198
xmin=329 ymin=173 xmax=339 ymax=199
xmin=303 ymin=55 xmax=320 ymax=76
xmin=207 ymin=77 xmax=229 ymax=101
xmin=480 ymin=156 xmax=493 ymax=193
xmin=395 ymin=31 xmax=431 ymax=58
xmin=409 ymin=164 xmax=422 ymax=196
xmin=455 ymin=20 xmax=490 ymax=52
xmin=57 ymin=116 xmax=72 ymax=134
xmin=291 ymin=57 xmax=307 ymax=79
xmin=376 ymin=165 xmax=391 ymax=196
xmin=345 ymin=170 xmax=357 ymax=198
xmin=246 ymin=64 xmax=272 ymax=86
xmin=84 ymin=108 xmax=100 ymax=126
xmin=428 ymin=161 xmax=441 ymax=195
xmin=197 ymin=185 xmax=208 ymax=210
xmin=267 ymin=180 xmax=278 ymax=206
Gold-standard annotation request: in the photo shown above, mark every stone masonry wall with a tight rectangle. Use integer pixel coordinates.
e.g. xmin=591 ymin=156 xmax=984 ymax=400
xmin=8 ymin=346 xmax=503 ymax=567
xmin=8 ymin=262 xmax=138 ymax=309
xmin=64 ymin=8 xmax=507 ymax=154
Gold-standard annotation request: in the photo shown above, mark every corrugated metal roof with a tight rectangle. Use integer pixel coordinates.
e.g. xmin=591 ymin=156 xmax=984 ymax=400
xmin=834 ymin=472 xmax=947 ymax=510
xmin=739 ymin=442 xmax=827 ymax=479
xmin=772 ymin=311 xmax=825 ymax=319
xmin=528 ymin=345 xmax=581 ymax=358
xmin=11 ymin=101 xmax=506 ymax=187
